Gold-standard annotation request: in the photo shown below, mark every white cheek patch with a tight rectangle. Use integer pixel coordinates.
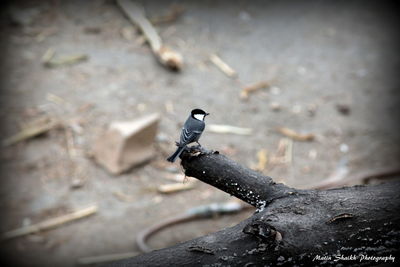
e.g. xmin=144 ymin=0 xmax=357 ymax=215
xmin=194 ymin=114 xmax=205 ymax=121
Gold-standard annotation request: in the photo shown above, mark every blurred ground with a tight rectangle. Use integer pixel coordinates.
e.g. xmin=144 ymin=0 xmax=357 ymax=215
xmin=0 ymin=0 xmax=399 ymax=266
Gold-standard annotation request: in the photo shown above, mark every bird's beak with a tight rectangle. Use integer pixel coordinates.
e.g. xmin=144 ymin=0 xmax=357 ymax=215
xmin=206 ymin=113 xmax=210 ymax=116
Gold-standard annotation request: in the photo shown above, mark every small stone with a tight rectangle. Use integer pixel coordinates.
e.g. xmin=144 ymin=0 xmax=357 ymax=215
xmin=308 ymin=149 xmax=317 ymax=159
xmin=270 ymin=102 xmax=281 ymax=112
xmin=340 ymin=143 xmax=349 ymax=153
xmin=336 ymin=103 xmax=351 ymax=115
xmin=71 ymin=178 xmax=84 ymax=189
xmin=152 ymin=196 xmax=162 ymax=204
xmin=270 ymin=86 xmax=281 ymax=95
xmin=137 ymin=103 xmax=147 ymax=112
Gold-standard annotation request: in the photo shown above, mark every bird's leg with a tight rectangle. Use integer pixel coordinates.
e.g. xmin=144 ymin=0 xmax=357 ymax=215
xmin=196 ymin=141 xmax=202 ymax=147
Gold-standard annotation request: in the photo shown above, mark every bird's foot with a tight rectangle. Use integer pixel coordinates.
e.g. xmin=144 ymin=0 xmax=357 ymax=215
xmin=186 ymin=145 xmax=218 ymax=156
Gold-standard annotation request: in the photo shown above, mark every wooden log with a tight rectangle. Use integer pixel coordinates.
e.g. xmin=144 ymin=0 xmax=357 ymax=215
xmin=108 ymin=148 xmax=400 ymax=266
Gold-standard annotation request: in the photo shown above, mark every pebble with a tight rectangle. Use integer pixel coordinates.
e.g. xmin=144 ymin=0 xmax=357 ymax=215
xmin=340 ymin=143 xmax=349 ymax=153
xmin=270 ymin=102 xmax=281 ymax=112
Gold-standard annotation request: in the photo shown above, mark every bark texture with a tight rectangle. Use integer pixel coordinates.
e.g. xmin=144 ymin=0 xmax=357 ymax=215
xmin=109 ymin=148 xmax=400 ymax=266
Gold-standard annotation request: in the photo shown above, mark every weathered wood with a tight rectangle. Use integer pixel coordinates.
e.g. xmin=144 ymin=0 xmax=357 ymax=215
xmin=181 ymin=147 xmax=300 ymax=209
xmin=109 ymin=148 xmax=400 ymax=266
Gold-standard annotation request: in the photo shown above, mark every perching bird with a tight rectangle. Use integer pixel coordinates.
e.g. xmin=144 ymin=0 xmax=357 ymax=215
xmin=167 ymin=109 xmax=209 ymax=162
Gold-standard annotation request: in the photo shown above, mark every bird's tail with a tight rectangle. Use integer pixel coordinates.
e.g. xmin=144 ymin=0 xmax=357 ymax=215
xmin=167 ymin=146 xmax=186 ymax=162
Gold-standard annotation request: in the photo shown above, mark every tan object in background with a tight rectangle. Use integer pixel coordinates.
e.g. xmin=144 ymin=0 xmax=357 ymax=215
xmin=93 ymin=113 xmax=160 ymax=174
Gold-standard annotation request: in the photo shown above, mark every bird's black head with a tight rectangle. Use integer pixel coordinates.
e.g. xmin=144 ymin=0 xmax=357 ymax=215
xmin=191 ymin=109 xmax=210 ymax=121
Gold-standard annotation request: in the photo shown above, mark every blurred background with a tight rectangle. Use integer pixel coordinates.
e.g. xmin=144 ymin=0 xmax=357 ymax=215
xmin=0 ymin=0 xmax=399 ymax=266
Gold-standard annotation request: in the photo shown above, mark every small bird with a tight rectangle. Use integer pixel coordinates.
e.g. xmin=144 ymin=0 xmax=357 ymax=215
xmin=167 ymin=109 xmax=209 ymax=162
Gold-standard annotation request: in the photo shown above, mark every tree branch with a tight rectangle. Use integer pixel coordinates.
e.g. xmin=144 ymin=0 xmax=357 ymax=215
xmin=109 ymin=149 xmax=400 ymax=266
xmin=181 ymin=146 xmax=300 ymax=208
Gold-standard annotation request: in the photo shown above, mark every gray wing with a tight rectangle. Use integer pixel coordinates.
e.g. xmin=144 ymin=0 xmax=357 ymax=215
xmin=179 ymin=127 xmax=197 ymax=145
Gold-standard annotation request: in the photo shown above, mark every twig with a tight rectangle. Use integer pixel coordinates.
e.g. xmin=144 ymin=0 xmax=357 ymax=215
xmin=277 ymin=127 xmax=315 ymax=141
xmin=210 ymin=54 xmax=237 ymax=78
xmin=269 ymin=138 xmax=292 ymax=166
xmin=65 ymin=126 xmax=77 ymax=158
xmin=35 ymin=27 xmax=58 ymax=43
xmin=255 ymin=149 xmax=268 ymax=171
xmin=327 ymin=213 xmax=353 ymax=224
xmin=2 ymin=205 xmax=98 ymax=240
xmin=43 ymin=53 xmax=88 ymax=68
xmin=41 ymin=47 xmax=55 ymax=63
xmin=208 ymin=124 xmax=252 ymax=135
xmin=46 ymin=93 xmax=66 ymax=105
xmin=240 ymin=81 xmax=269 ymax=100
xmin=113 ymin=191 xmax=136 ymax=202
xmin=158 ymin=181 xmax=196 ymax=194
xmin=116 ymin=0 xmax=183 ymax=71
xmin=2 ymin=118 xmax=59 ymax=146
xmin=77 ymin=252 xmax=139 ymax=265
xmin=285 ymin=138 xmax=293 ymax=164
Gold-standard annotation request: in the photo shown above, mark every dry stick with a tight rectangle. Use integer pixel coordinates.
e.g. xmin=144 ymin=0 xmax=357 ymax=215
xmin=277 ymin=127 xmax=315 ymax=141
xmin=2 ymin=119 xmax=59 ymax=146
xmin=116 ymin=0 xmax=183 ymax=71
xmin=43 ymin=54 xmax=88 ymax=68
xmin=284 ymin=138 xmax=293 ymax=164
xmin=157 ymin=181 xmax=196 ymax=194
xmin=2 ymin=205 xmax=98 ymax=240
xmin=113 ymin=191 xmax=136 ymax=202
xmin=209 ymin=54 xmax=237 ymax=78
xmin=207 ymin=124 xmax=252 ymax=135
xmin=254 ymin=149 xmax=268 ymax=171
xmin=240 ymin=66 xmax=279 ymax=100
xmin=240 ymin=81 xmax=269 ymax=100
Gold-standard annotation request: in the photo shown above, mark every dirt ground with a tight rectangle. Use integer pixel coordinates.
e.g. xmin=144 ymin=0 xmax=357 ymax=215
xmin=0 ymin=1 xmax=399 ymax=266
